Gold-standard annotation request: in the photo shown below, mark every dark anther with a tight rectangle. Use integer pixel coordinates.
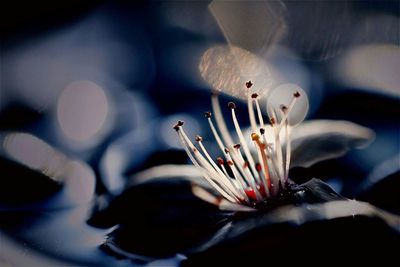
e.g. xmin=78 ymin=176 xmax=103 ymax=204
xmin=228 ymin=102 xmax=236 ymax=109
xmin=280 ymin=104 xmax=288 ymax=111
xmin=260 ymin=128 xmax=265 ymax=135
xmin=173 ymin=120 xmax=184 ymax=131
xmin=224 ymin=148 xmax=230 ymax=153
xmin=234 ymin=144 xmax=241 ymax=149
xmin=245 ymin=81 xmax=253 ymax=88
xmin=256 ymin=163 xmax=262 ymax=172
xmin=205 ymin=111 xmax=212 ymax=118
xmin=251 ymin=93 xmax=258 ymax=99
xmin=293 ymin=91 xmax=301 ymax=98
xmin=216 ymin=157 xmax=224 ymax=165
xmin=195 ymin=135 xmax=203 ymax=142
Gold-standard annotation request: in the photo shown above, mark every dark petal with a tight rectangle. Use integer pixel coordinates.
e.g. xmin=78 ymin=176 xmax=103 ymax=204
xmin=0 ymin=156 xmax=62 ymax=204
xmin=183 ymin=215 xmax=400 ymax=266
xmin=89 ymin=179 xmax=230 ymax=258
xmin=292 ymin=178 xmax=347 ymax=204
xmin=358 ymin=170 xmax=400 ymax=215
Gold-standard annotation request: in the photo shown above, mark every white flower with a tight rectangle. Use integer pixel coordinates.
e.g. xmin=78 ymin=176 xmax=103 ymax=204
xmin=171 ymin=82 xmax=374 ymax=211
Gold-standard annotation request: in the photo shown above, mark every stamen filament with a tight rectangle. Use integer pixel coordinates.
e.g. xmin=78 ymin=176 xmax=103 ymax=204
xmin=176 ymin=128 xmax=236 ymax=202
xmin=217 ymin=157 xmax=250 ymax=202
xmin=179 ymin=127 xmax=240 ymax=201
xmin=206 ymin=112 xmax=226 ymax=153
xmin=247 ymin=94 xmax=258 ymax=134
xmin=270 ymin=108 xmax=284 ymax=181
xmin=284 ymin=121 xmax=291 ymax=184
xmin=197 ymin=137 xmax=243 ymax=199
xmin=276 ymin=93 xmax=299 ymax=133
xmin=229 ymin=103 xmax=261 ymax=184
xmin=254 ymin=97 xmax=265 ymax=129
xmin=224 ymin=151 xmax=248 ymax=190
xmin=211 ymin=94 xmax=234 ymax=147
xmin=251 ymin=133 xmax=271 ymax=197
xmin=228 ymin=148 xmax=262 ymax=201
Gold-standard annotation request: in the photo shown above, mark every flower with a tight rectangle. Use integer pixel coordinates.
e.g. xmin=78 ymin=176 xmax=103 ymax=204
xmin=172 ymin=82 xmax=331 ymax=210
xmin=90 ymin=82 xmax=399 ymax=263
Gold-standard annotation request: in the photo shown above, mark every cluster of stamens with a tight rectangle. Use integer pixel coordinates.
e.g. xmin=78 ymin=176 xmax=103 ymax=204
xmin=174 ymin=81 xmax=301 ymax=207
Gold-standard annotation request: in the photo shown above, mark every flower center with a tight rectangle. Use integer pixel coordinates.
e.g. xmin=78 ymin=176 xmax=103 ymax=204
xmin=174 ymin=82 xmax=305 ymax=207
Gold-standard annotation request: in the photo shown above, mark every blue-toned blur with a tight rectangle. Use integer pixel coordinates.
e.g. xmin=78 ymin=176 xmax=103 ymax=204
xmin=0 ymin=1 xmax=399 ymax=266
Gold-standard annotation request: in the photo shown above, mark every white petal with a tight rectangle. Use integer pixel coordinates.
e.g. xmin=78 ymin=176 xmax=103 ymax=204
xmin=290 ymin=120 xmax=375 ymax=168
xmin=129 ymin=164 xmax=211 ymax=188
xmin=268 ymin=200 xmax=400 ymax=232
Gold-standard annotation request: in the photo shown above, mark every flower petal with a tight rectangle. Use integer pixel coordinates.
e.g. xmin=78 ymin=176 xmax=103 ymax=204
xmin=129 ymin=164 xmax=206 ymax=187
xmin=290 ymin=120 xmax=375 ymax=168
xmin=89 ymin=178 xmax=231 ymax=258
xmin=185 ymin=200 xmax=400 ymax=265
xmin=357 ymin=155 xmax=400 ymax=214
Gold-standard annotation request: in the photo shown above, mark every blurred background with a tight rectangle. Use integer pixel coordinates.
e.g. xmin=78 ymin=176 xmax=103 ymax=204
xmin=0 ymin=0 xmax=399 ymax=265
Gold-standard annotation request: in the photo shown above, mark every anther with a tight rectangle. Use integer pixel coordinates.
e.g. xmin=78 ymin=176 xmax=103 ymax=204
xmin=255 ymin=163 xmax=262 ymax=172
xmin=195 ymin=135 xmax=203 ymax=142
xmin=280 ymin=104 xmax=288 ymax=112
xmin=228 ymin=102 xmax=236 ymax=109
xmin=251 ymin=133 xmax=260 ymax=141
xmin=173 ymin=120 xmax=184 ymax=131
xmin=251 ymin=93 xmax=258 ymax=99
xmin=260 ymin=128 xmax=265 ymax=135
xmin=224 ymin=148 xmax=230 ymax=154
xmin=211 ymin=90 xmax=219 ymax=96
xmin=216 ymin=157 xmax=224 ymax=165
xmin=233 ymin=144 xmax=241 ymax=149
xmin=204 ymin=111 xmax=212 ymax=118
xmin=245 ymin=81 xmax=253 ymax=88
xmin=270 ymin=118 xmax=276 ymax=125
xmin=294 ymin=91 xmax=301 ymax=98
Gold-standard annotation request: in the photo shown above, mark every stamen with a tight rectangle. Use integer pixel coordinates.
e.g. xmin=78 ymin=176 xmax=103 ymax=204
xmin=211 ymin=94 xmax=235 ymax=146
xmin=284 ymin=120 xmax=291 ymax=184
xmin=277 ymin=92 xmax=300 ymax=132
xmin=173 ymin=120 xmax=184 ymax=131
xmin=217 ymin=158 xmax=250 ymax=203
xmin=254 ymin=96 xmax=265 ymax=128
xmin=251 ymin=133 xmax=271 ymax=197
xmin=179 ymin=126 xmax=239 ymax=202
xmin=206 ymin=112 xmax=226 ymax=153
xmin=225 ymin=150 xmax=252 ymax=201
xmin=233 ymin=144 xmax=260 ymax=188
xmin=269 ymin=107 xmax=284 ymax=182
xmin=230 ymin=104 xmax=264 ymax=199
xmin=196 ymin=136 xmax=243 ymax=199
xmin=245 ymin=80 xmax=253 ymax=88
xmin=175 ymin=127 xmax=236 ymax=202
xmin=245 ymin=86 xmax=257 ymax=134
xmin=228 ymin=146 xmax=262 ymax=201
xmin=192 ymin=185 xmax=255 ymax=212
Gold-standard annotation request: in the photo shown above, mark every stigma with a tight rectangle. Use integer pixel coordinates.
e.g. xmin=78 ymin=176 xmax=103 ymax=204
xmin=174 ymin=82 xmax=306 ymax=208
